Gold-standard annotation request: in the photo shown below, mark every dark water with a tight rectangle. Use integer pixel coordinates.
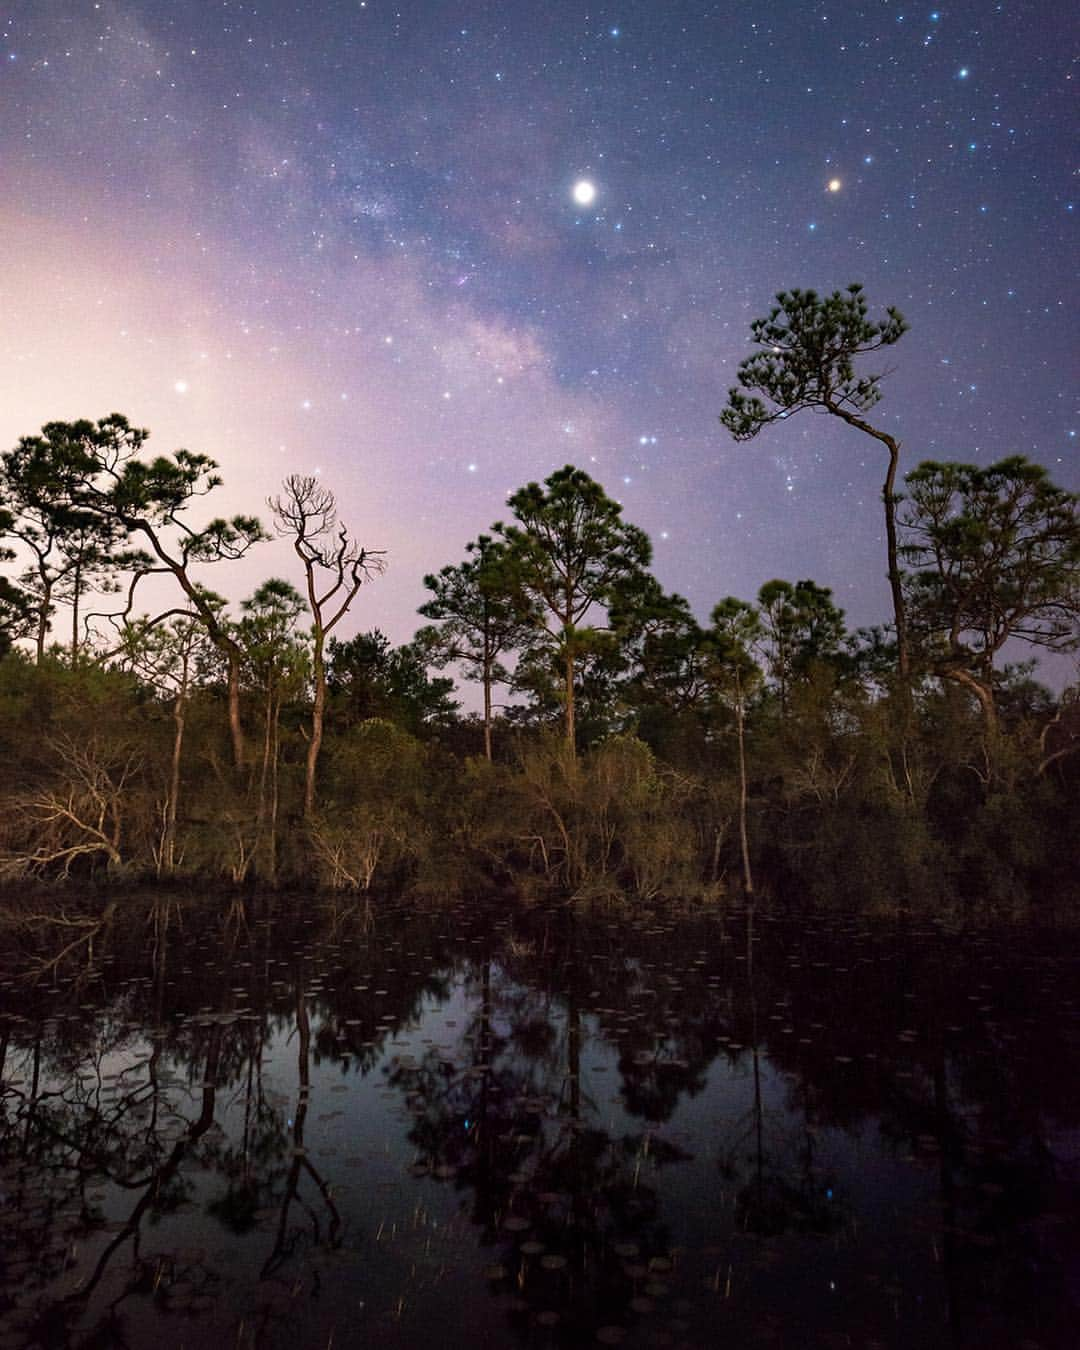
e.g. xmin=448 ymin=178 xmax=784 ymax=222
xmin=0 ymin=896 xmax=1077 ymax=1349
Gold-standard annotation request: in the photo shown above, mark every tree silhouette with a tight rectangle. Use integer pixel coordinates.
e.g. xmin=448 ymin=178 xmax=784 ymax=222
xmin=756 ymin=578 xmax=847 ymax=715
xmin=418 ymin=534 xmax=538 ymax=760
xmin=269 ymin=474 xmax=384 ymax=815
xmin=721 ymin=286 xmax=911 ymax=675
xmin=114 ymin=597 xmax=225 ymax=874
xmin=707 ymin=598 xmax=764 ymax=896
xmin=495 ymin=466 xmax=652 ymax=751
xmin=0 ymin=505 xmax=33 ymax=656
xmin=901 ymin=456 xmax=1080 ymax=738
xmin=327 ymin=629 xmax=458 ymax=736
xmin=8 ymin=415 xmax=266 ymax=767
xmin=239 ymin=579 xmax=308 ymax=881
xmin=0 ymin=433 xmax=126 ymax=661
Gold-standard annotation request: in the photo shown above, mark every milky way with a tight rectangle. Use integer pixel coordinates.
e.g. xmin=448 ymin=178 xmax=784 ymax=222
xmin=1 ymin=1 xmax=1074 ymax=659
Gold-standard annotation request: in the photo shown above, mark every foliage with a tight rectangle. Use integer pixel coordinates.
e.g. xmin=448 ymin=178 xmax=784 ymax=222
xmin=1 ymin=407 xmax=1077 ymax=914
xmin=310 ymin=720 xmax=430 ymax=891
xmin=900 ymin=456 xmax=1080 ymax=731
xmin=494 ymin=465 xmax=652 ymax=748
xmin=417 ymin=533 xmax=538 ymax=759
xmin=496 ymin=734 xmax=706 ymax=902
xmin=327 ymin=630 xmax=458 ymax=737
xmin=0 ymin=429 xmax=130 ymax=659
xmin=0 ymin=513 xmax=34 ymax=656
xmin=719 ymin=285 xmax=908 ymax=437
xmin=756 ymin=578 xmax=847 ymax=710
xmin=2 ymin=414 xmax=267 ymax=769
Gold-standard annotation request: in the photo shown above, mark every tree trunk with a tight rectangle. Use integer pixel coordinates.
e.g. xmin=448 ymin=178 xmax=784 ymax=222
xmin=124 ymin=515 xmax=249 ymax=767
xmin=71 ymin=557 xmax=81 ymax=660
xmin=881 ymin=436 xmax=909 ymax=679
xmin=304 ymin=636 xmax=325 ymax=817
xmin=736 ymin=686 xmax=754 ymax=897
xmin=942 ymin=665 xmax=998 ymax=746
xmin=828 ymin=404 xmax=909 ymax=679
xmin=482 ymin=659 xmax=493 ymax=761
xmin=35 ymin=578 xmax=51 ymax=663
xmin=226 ymin=652 xmax=246 ymax=769
xmin=162 ymin=693 xmax=185 ymax=874
xmin=256 ymin=684 xmax=273 ymax=877
xmin=564 ymin=642 xmax=576 ymax=753
xmin=268 ymin=691 xmax=280 ymax=884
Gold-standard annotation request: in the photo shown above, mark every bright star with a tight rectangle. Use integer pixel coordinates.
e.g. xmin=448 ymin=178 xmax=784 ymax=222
xmin=572 ymin=180 xmax=597 ymax=206
xmin=173 ymin=380 xmax=188 ymax=394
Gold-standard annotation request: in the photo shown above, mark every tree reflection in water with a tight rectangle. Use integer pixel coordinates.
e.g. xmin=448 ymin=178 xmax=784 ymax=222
xmin=0 ymin=893 xmax=1076 ymax=1348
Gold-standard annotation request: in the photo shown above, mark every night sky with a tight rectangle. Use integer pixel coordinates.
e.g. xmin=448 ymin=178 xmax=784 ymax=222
xmin=1 ymin=0 xmax=1075 ymax=657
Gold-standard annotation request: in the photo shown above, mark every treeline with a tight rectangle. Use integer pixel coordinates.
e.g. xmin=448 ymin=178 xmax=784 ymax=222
xmin=0 ymin=289 xmax=1077 ymax=912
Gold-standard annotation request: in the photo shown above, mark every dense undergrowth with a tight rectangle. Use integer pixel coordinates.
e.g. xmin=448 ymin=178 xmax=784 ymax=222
xmin=0 ymin=651 xmax=1075 ymax=922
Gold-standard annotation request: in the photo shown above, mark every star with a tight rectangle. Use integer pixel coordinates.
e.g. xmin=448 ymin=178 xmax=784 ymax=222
xmin=0 ymin=0 xmax=1070 ymax=703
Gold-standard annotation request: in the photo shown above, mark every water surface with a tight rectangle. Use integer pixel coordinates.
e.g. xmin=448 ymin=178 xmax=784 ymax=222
xmin=1 ymin=895 xmax=1077 ymax=1348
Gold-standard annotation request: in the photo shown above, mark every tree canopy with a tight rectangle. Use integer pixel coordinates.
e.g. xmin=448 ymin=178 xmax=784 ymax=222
xmin=494 ymin=465 xmax=652 ymax=749
xmin=1 ymin=407 xmax=1077 ymax=905
xmin=901 ymin=456 xmax=1080 ymax=732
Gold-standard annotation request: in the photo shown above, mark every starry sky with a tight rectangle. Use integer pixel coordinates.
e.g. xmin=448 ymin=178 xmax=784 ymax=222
xmin=1 ymin=0 xmax=1075 ymax=660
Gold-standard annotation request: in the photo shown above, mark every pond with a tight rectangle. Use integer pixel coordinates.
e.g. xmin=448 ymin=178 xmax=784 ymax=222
xmin=0 ymin=895 xmax=1077 ymax=1348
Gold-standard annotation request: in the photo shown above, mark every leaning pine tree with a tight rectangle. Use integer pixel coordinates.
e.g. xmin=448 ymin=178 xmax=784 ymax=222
xmin=721 ymin=285 xmax=911 ymax=676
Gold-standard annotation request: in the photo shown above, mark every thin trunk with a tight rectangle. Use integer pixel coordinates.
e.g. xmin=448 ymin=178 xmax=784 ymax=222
xmin=35 ymin=577 xmax=51 ymax=663
xmin=564 ymin=640 xmax=576 ymax=753
xmin=268 ymin=691 xmax=280 ymax=884
xmin=263 ymin=986 xmax=341 ymax=1274
xmin=942 ymin=664 xmax=999 ymax=755
xmin=22 ymin=1033 xmax=41 ymax=1156
xmin=226 ymin=652 xmax=245 ymax=769
xmin=481 ymin=604 xmax=495 ymax=762
xmin=482 ymin=659 xmax=493 ymax=761
xmin=304 ymin=633 xmax=325 ymax=817
xmin=163 ymin=692 xmax=185 ymax=874
xmin=71 ymin=557 xmax=81 ymax=660
xmin=124 ymin=516 xmax=248 ymax=766
xmin=736 ymin=686 xmax=754 ymax=897
xmin=752 ymin=1042 xmax=764 ymax=1210
xmin=828 ymin=404 xmax=909 ymax=678
xmin=882 ymin=437 xmax=909 ymax=679
xmin=256 ymin=683 xmax=273 ymax=877
xmin=161 ymin=648 xmax=191 ymax=875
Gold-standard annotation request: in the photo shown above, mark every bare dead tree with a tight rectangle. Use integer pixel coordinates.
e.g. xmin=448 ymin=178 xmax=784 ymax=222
xmin=269 ymin=475 xmax=385 ymax=816
xmin=9 ymin=733 xmax=142 ymax=877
